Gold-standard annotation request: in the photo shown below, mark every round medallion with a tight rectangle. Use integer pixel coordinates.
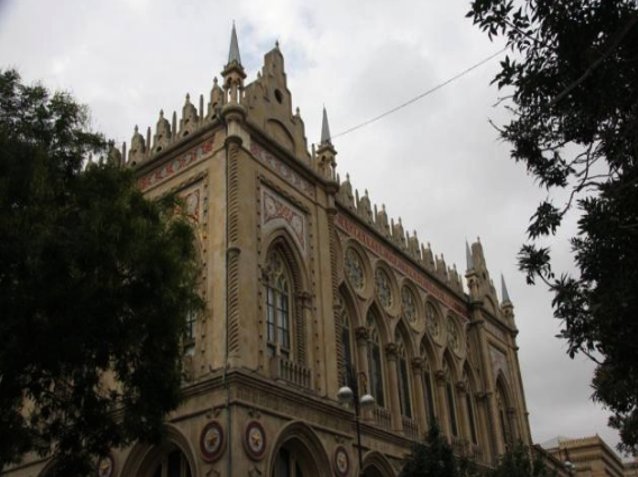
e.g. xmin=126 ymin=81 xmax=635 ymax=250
xmin=426 ymin=303 xmax=440 ymax=338
xmin=447 ymin=320 xmax=459 ymax=352
xmin=244 ymin=420 xmax=266 ymax=461
xmin=96 ymin=455 xmax=114 ymax=477
xmin=334 ymin=445 xmax=350 ymax=477
xmin=345 ymin=248 xmax=365 ymax=291
xmin=200 ymin=420 xmax=225 ymax=462
xmin=375 ymin=268 xmax=393 ymax=309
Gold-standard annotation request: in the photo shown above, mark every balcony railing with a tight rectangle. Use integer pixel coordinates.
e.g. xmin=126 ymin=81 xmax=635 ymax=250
xmin=271 ymin=356 xmax=312 ymax=389
xmin=372 ymin=406 xmax=392 ymax=430
xmin=402 ymin=416 xmax=420 ymax=439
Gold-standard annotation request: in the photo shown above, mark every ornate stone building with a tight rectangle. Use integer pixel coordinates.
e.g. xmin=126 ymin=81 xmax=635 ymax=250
xmin=7 ymin=26 xmax=533 ymax=477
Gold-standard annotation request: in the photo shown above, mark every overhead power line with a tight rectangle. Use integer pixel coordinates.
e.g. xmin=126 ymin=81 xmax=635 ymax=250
xmin=330 ymin=46 xmax=507 ymax=141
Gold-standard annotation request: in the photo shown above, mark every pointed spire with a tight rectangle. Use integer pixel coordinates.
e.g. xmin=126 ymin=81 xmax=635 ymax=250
xmin=501 ymin=274 xmax=511 ymax=304
xmin=228 ymin=21 xmax=241 ymax=66
xmin=320 ymin=106 xmax=331 ymax=144
xmin=466 ymin=240 xmax=475 ymax=271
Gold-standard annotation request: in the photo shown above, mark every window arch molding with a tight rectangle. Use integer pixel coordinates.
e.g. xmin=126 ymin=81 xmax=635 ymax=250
xmin=261 ymin=232 xmax=309 ymax=364
xmin=394 ymin=320 xmax=416 ymax=420
xmin=462 ymin=363 xmax=482 ymax=445
xmin=336 ymin=285 xmax=361 ymax=386
xmin=442 ymin=351 xmax=462 ymax=438
xmin=445 ymin=314 xmax=465 ymax=357
xmin=495 ymin=372 xmax=518 ymax=446
xmin=120 ymin=424 xmax=197 ymax=477
xmin=419 ymin=335 xmax=440 ymax=428
xmin=267 ymin=420 xmax=331 ymax=477
xmin=366 ymin=304 xmax=389 ymax=409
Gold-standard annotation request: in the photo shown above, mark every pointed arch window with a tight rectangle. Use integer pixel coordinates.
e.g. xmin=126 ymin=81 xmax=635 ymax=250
xmin=367 ymin=311 xmax=385 ymax=407
xmin=444 ymin=361 xmax=458 ymax=437
xmin=151 ymin=448 xmax=192 ymax=477
xmin=265 ymin=248 xmax=292 ymax=358
xmin=396 ymin=332 xmax=412 ymax=418
xmin=496 ymin=381 xmax=513 ymax=447
xmin=337 ymin=294 xmax=354 ymax=386
xmin=420 ymin=344 xmax=437 ymax=426
xmin=464 ymin=372 xmax=478 ymax=444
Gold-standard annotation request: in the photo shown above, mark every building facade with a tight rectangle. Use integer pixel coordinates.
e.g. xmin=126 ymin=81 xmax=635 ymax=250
xmin=543 ymin=436 xmax=633 ymax=477
xmin=7 ymin=27 xmax=533 ymax=477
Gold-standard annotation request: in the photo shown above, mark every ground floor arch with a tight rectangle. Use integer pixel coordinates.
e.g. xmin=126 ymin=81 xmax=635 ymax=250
xmin=268 ymin=421 xmax=331 ymax=477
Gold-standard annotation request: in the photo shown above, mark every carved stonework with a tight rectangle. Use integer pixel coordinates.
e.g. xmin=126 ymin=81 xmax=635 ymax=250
xmin=411 ymin=357 xmax=424 ymax=371
xmin=384 ymin=343 xmax=398 ymax=359
xmin=355 ymin=326 xmax=369 ymax=343
xmin=251 ymin=142 xmax=315 ymax=198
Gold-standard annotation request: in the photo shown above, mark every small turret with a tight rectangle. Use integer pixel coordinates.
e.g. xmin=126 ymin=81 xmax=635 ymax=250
xmin=152 ymin=110 xmax=171 ymax=153
xmin=500 ymin=274 xmax=515 ymax=321
xmin=221 ymin=22 xmax=246 ymax=105
xmin=316 ymin=106 xmax=337 ymax=180
xmin=179 ymin=93 xmax=199 ymax=137
xmin=128 ymin=125 xmax=146 ymax=165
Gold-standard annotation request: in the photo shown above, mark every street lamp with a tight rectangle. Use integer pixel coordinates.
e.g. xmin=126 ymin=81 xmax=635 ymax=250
xmin=337 ymin=364 xmax=375 ymax=476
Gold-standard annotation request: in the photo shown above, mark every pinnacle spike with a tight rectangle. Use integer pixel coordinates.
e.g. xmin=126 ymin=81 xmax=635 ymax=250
xmin=228 ymin=22 xmax=242 ymax=66
xmin=466 ymin=240 xmax=474 ymax=271
xmin=501 ymin=274 xmax=511 ymax=303
xmin=320 ymin=106 xmax=331 ymax=144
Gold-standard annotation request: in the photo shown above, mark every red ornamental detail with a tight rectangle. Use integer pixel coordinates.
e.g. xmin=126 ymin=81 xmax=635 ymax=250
xmin=138 ymin=136 xmax=215 ymax=190
xmin=200 ymin=421 xmax=225 ymax=462
xmin=335 ymin=213 xmax=469 ymax=318
xmin=250 ymin=143 xmax=315 ymax=197
xmin=244 ymin=421 xmax=267 ymax=461
xmin=263 ymin=190 xmax=305 ymax=251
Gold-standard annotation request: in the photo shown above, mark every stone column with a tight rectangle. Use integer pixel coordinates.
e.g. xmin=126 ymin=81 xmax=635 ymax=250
xmin=456 ymin=380 xmax=470 ymax=454
xmin=411 ymin=357 xmax=427 ymax=436
xmin=384 ymin=343 xmax=402 ymax=432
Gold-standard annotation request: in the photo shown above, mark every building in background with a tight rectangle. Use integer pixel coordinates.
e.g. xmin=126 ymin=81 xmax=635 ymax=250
xmin=6 ymin=27 xmax=534 ymax=477
xmin=542 ymin=435 xmax=633 ymax=477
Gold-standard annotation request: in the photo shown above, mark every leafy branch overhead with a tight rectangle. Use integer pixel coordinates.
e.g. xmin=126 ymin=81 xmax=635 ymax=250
xmin=468 ymin=0 xmax=638 ymax=454
xmin=0 ymin=70 xmax=204 ymax=474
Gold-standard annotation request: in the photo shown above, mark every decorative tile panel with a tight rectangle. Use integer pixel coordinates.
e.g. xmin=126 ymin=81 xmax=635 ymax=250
xmin=251 ymin=142 xmax=315 ymax=198
xmin=138 ymin=136 xmax=216 ymax=191
xmin=261 ymin=187 xmax=307 ymax=256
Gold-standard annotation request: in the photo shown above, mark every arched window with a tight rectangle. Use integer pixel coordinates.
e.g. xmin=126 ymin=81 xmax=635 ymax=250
xmin=464 ymin=371 xmax=478 ymax=444
xmin=337 ymin=294 xmax=354 ymax=386
xmin=444 ymin=360 xmax=458 ymax=437
xmin=496 ymin=378 xmax=514 ymax=447
xmin=367 ymin=311 xmax=385 ymax=407
xmin=265 ymin=248 xmax=293 ymax=358
xmin=396 ymin=331 xmax=412 ymax=418
xmin=420 ymin=343 xmax=437 ymax=426
xmin=151 ymin=448 xmax=192 ymax=477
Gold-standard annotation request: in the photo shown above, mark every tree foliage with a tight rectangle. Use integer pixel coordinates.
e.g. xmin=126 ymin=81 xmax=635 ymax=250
xmin=467 ymin=0 xmax=638 ymax=454
xmin=490 ymin=443 xmax=556 ymax=477
xmin=400 ymin=424 xmax=479 ymax=477
xmin=0 ymin=69 xmax=203 ymax=474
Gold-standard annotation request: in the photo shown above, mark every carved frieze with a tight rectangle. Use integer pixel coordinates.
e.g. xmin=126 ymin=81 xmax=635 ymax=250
xmin=261 ymin=186 xmax=307 ymax=255
xmin=251 ymin=142 xmax=315 ymax=198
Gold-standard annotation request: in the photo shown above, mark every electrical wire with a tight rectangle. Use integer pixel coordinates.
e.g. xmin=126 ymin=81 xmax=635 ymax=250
xmin=330 ymin=46 xmax=507 ymax=141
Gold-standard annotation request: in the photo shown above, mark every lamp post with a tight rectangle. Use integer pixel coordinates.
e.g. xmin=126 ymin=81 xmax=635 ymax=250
xmin=337 ymin=364 xmax=375 ymax=476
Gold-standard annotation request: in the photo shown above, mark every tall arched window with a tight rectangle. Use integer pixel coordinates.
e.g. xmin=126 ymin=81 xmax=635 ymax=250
xmin=367 ymin=311 xmax=385 ymax=407
xmin=265 ymin=248 xmax=292 ymax=358
xmin=444 ymin=359 xmax=458 ymax=437
xmin=337 ymin=294 xmax=354 ymax=386
xmin=151 ymin=448 xmax=192 ymax=477
xmin=464 ymin=371 xmax=478 ymax=444
xmin=420 ymin=343 xmax=437 ymax=426
xmin=496 ymin=379 xmax=514 ymax=447
xmin=396 ymin=331 xmax=412 ymax=418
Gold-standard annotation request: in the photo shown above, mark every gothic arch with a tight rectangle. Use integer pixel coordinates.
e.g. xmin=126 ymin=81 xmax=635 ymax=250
xmin=361 ymin=451 xmax=396 ymax=477
xmin=267 ymin=421 xmax=331 ymax=477
xmin=262 ymin=229 xmax=309 ymax=290
xmin=120 ymin=424 xmax=196 ymax=477
xmin=419 ymin=333 xmax=440 ymax=371
xmin=495 ymin=372 xmax=518 ymax=446
xmin=394 ymin=318 xmax=416 ymax=358
xmin=366 ymin=302 xmax=391 ymax=345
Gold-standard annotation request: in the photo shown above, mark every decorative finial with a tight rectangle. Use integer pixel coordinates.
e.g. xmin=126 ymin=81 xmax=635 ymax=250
xmin=501 ymin=274 xmax=511 ymax=304
xmin=185 ymin=93 xmax=190 ymax=102
xmin=466 ymin=240 xmax=474 ymax=271
xmin=320 ymin=105 xmax=331 ymax=144
xmin=228 ymin=22 xmax=242 ymax=66
xmin=213 ymin=76 xmax=218 ymax=86
xmin=275 ymin=39 xmax=280 ymax=49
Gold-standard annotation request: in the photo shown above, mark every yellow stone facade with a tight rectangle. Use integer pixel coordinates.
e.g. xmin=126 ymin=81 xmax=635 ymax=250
xmin=6 ymin=30 xmax=534 ymax=477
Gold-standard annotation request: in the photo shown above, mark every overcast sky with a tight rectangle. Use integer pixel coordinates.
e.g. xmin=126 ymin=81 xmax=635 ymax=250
xmin=0 ymin=0 xmax=625 ymax=458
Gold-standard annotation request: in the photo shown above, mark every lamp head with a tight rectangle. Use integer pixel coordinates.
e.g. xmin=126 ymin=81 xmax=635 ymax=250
xmin=337 ymin=385 xmax=354 ymax=403
xmin=359 ymin=393 xmax=375 ymax=409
